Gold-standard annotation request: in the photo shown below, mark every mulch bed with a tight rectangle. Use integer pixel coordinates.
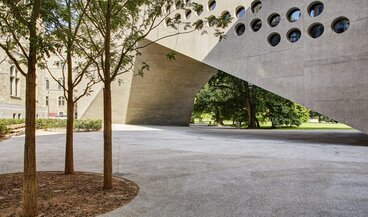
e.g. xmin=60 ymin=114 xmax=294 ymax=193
xmin=0 ymin=172 xmax=139 ymax=217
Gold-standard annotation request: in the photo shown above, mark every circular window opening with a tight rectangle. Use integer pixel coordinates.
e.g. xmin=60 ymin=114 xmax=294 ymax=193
xmin=175 ymin=0 xmax=182 ymax=9
xmin=251 ymin=19 xmax=262 ymax=32
xmin=184 ymin=0 xmax=191 ymax=5
xmin=287 ymin=28 xmax=301 ymax=43
xmin=208 ymin=16 xmax=217 ymax=27
xmin=208 ymin=0 xmax=216 ymax=11
xmin=194 ymin=19 xmax=204 ymax=30
xmin=174 ymin=13 xmax=182 ymax=22
xmin=222 ymin=11 xmax=231 ymax=22
xmin=235 ymin=23 xmax=246 ymax=36
xmin=268 ymin=33 xmax=281 ymax=47
xmin=268 ymin=13 xmax=281 ymax=27
xmin=185 ymin=10 xmax=192 ymax=19
xmin=287 ymin=8 xmax=301 ymax=22
xmin=332 ymin=17 xmax=350 ymax=34
xmin=308 ymin=2 xmax=324 ymax=17
xmin=236 ymin=6 xmax=246 ymax=18
xmin=165 ymin=18 xmax=172 ymax=27
xmin=166 ymin=4 xmax=171 ymax=13
xmin=251 ymin=1 xmax=262 ymax=14
xmin=309 ymin=23 xmax=324 ymax=38
xmin=195 ymin=4 xmax=204 ymax=16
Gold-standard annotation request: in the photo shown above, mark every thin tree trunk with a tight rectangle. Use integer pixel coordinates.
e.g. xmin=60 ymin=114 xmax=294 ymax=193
xmin=23 ymin=72 xmax=37 ymax=217
xmin=23 ymin=0 xmax=41 ymax=215
xmin=65 ymin=92 xmax=74 ymax=174
xmin=103 ymin=0 xmax=113 ymax=190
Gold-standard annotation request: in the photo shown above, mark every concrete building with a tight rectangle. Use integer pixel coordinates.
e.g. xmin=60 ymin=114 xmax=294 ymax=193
xmin=0 ymin=0 xmax=367 ymax=134
xmin=80 ymin=0 xmax=368 ymax=134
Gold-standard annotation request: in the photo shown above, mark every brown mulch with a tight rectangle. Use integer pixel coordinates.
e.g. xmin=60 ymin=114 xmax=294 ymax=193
xmin=0 ymin=172 xmax=139 ymax=217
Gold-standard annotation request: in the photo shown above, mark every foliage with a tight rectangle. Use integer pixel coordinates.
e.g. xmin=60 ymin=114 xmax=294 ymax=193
xmin=193 ymin=71 xmax=311 ymax=128
xmin=36 ymin=119 xmax=102 ymax=131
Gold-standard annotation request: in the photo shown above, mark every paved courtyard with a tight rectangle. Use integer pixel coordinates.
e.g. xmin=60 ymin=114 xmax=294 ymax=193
xmin=1 ymin=125 xmax=368 ymax=217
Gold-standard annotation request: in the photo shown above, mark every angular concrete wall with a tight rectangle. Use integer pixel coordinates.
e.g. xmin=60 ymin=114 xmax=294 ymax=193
xmin=145 ymin=0 xmax=368 ymax=133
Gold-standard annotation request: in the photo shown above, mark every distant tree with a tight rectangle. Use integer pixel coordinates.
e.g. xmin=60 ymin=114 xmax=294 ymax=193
xmin=0 ymin=0 xmax=57 ymax=215
xmin=257 ymin=89 xmax=310 ymax=128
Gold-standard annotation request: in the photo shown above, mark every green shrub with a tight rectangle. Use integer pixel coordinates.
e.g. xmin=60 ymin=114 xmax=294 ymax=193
xmin=36 ymin=119 xmax=67 ymax=129
xmin=0 ymin=119 xmax=25 ymax=137
xmin=74 ymin=120 xmax=102 ymax=132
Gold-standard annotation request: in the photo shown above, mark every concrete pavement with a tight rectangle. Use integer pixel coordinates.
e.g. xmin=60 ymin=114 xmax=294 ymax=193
xmin=1 ymin=125 xmax=368 ymax=217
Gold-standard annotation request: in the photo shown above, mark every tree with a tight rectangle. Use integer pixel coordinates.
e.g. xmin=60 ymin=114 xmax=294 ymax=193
xmin=80 ymin=0 xmax=230 ymax=189
xmin=44 ymin=0 xmax=97 ymax=175
xmin=0 ymin=0 xmax=56 ymax=215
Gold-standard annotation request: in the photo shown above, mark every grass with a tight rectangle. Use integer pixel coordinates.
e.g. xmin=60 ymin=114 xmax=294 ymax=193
xmin=193 ymin=118 xmax=353 ymax=130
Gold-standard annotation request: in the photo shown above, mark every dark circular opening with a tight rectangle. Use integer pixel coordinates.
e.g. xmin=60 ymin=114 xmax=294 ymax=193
xmin=195 ymin=19 xmax=204 ymax=30
xmin=196 ymin=5 xmax=204 ymax=16
xmin=287 ymin=28 xmax=301 ymax=43
xmin=236 ymin=6 xmax=246 ymax=18
xmin=208 ymin=16 xmax=217 ymax=27
xmin=308 ymin=2 xmax=324 ymax=17
xmin=332 ymin=17 xmax=350 ymax=34
xmin=175 ymin=0 xmax=182 ymax=9
xmin=251 ymin=19 xmax=262 ymax=32
xmin=185 ymin=10 xmax=192 ymax=19
xmin=251 ymin=1 xmax=262 ymax=14
xmin=268 ymin=13 xmax=281 ymax=27
xmin=175 ymin=13 xmax=181 ymax=21
xmin=287 ymin=8 xmax=301 ymax=22
xmin=165 ymin=18 xmax=172 ymax=27
xmin=309 ymin=23 xmax=324 ymax=38
xmin=235 ymin=23 xmax=246 ymax=36
xmin=268 ymin=33 xmax=281 ymax=47
xmin=208 ymin=0 xmax=216 ymax=11
xmin=222 ymin=11 xmax=231 ymax=22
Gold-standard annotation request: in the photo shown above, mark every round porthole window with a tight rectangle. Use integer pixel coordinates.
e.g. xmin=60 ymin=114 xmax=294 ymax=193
xmin=194 ymin=19 xmax=204 ymax=30
xmin=208 ymin=16 xmax=217 ymax=27
xmin=308 ymin=2 xmax=324 ymax=17
xmin=309 ymin=23 xmax=324 ymax=38
xmin=185 ymin=10 xmax=192 ymax=20
xmin=287 ymin=28 xmax=301 ymax=43
xmin=236 ymin=6 xmax=246 ymax=18
xmin=174 ymin=13 xmax=181 ymax=22
xmin=175 ymin=0 xmax=182 ymax=9
xmin=268 ymin=33 xmax=281 ymax=47
xmin=268 ymin=13 xmax=281 ymax=27
xmin=251 ymin=19 xmax=262 ymax=32
xmin=251 ymin=1 xmax=262 ymax=14
xmin=235 ymin=23 xmax=246 ymax=36
xmin=196 ymin=4 xmax=204 ymax=16
xmin=208 ymin=0 xmax=216 ymax=11
xmin=165 ymin=18 xmax=172 ymax=27
xmin=287 ymin=8 xmax=301 ymax=22
xmin=332 ymin=17 xmax=350 ymax=34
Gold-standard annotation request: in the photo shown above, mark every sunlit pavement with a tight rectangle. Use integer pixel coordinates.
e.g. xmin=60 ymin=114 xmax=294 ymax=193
xmin=1 ymin=125 xmax=368 ymax=217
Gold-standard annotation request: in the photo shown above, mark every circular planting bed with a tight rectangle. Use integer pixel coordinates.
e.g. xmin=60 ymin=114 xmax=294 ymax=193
xmin=0 ymin=172 xmax=139 ymax=216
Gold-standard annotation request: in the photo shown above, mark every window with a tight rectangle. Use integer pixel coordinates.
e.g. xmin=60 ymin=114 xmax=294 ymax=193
xmin=308 ymin=2 xmax=324 ymax=17
xmin=58 ymin=96 xmax=65 ymax=106
xmin=185 ymin=10 xmax=192 ymax=19
xmin=235 ymin=23 xmax=246 ymax=36
xmin=222 ymin=11 xmax=231 ymax=23
xmin=10 ymin=65 xmax=20 ymax=96
xmin=251 ymin=19 xmax=262 ymax=32
xmin=18 ymin=114 xmax=21 ymax=119
xmin=208 ymin=16 xmax=217 ymax=27
xmin=195 ymin=4 xmax=204 ymax=16
xmin=45 ymin=79 xmax=49 ymax=90
xmin=58 ymin=112 xmax=64 ymax=117
xmin=268 ymin=33 xmax=281 ymax=47
xmin=46 ymin=96 xmax=49 ymax=106
xmin=194 ymin=20 xmax=204 ymax=30
xmin=166 ymin=4 xmax=171 ymax=13
xmin=175 ymin=0 xmax=182 ymax=9
xmin=309 ymin=23 xmax=324 ymax=38
xmin=287 ymin=8 xmax=301 ymax=22
xmin=174 ymin=13 xmax=181 ymax=22
xmin=58 ymin=78 xmax=64 ymax=90
xmin=288 ymin=29 xmax=301 ymax=43
xmin=251 ymin=1 xmax=262 ymax=14
xmin=332 ymin=17 xmax=350 ymax=34
xmin=165 ymin=18 xmax=172 ymax=27
xmin=235 ymin=6 xmax=245 ymax=19
xmin=268 ymin=13 xmax=281 ymax=27
xmin=208 ymin=0 xmax=216 ymax=11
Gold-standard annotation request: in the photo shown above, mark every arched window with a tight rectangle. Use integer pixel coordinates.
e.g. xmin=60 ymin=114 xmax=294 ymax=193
xmin=46 ymin=96 xmax=49 ymax=106
xmin=10 ymin=65 xmax=20 ymax=96
xmin=58 ymin=96 xmax=65 ymax=106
